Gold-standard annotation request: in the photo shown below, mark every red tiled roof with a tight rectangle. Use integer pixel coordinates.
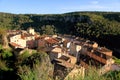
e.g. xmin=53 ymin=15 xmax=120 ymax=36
xmin=96 ymin=47 xmax=112 ymax=52
xmin=63 ymin=39 xmax=70 ymax=44
xmin=7 ymin=30 xmax=21 ymax=33
xmin=37 ymin=39 xmax=46 ymax=47
xmin=46 ymin=38 xmax=59 ymax=44
xmin=9 ymin=42 xmax=22 ymax=48
xmin=35 ymin=36 xmax=45 ymax=40
xmin=21 ymin=33 xmax=34 ymax=39
xmin=52 ymin=38 xmax=59 ymax=42
xmin=95 ymin=47 xmax=112 ymax=56
xmin=87 ymin=52 xmax=106 ymax=64
xmin=34 ymin=33 xmax=40 ymax=39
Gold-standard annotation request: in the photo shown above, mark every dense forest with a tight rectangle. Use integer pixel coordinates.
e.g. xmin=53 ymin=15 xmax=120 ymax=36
xmin=0 ymin=12 xmax=120 ymax=52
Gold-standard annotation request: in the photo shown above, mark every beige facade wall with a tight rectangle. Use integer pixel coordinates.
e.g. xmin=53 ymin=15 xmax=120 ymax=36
xmin=92 ymin=42 xmax=98 ymax=48
xmin=52 ymin=35 xmax=57 ymax=38
xmin=10 ymin=34 xmax=26 ymax=48
xmin=70 ymin=57 xmax=77 ymax=64
xmin=49 ymin=52 xmax=62 ymax=61
xmin=10 ymin=34 xmax=21 ymax=43
xmin=18 ymin=39 xmax=26 ymax=48
xmin=25 ymin=36 xmax=35 ymax=41
xmin=28 ymin=28 xmax=35 ymax=35
xmin=44 ymin=37 xmax=50 ymax=40
xmin=106 ymin=58 xmax=114 ymax=65
xmin=103 ymin=51 xmax=112 ymax=57
xmin=99 ymin=58 xmax=114 ymax=75
xmin=62 ymin=38 xmax=65 ymax=42
xmin=76 ymin=45 xmax=81 ymax=52
xmin=99 ymin=64 xmax=111 ymax=75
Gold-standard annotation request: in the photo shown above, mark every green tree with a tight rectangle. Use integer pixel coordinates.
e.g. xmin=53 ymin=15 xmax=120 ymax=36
xmin=41 ymin=25 xmax=56 ymax=35
xmin=0 ymin=27 xmax=8 ymax=48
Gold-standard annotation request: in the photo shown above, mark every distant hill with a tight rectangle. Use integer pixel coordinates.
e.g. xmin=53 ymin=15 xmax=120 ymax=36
xmin=0 ymin=11 xmax=120 ymax=52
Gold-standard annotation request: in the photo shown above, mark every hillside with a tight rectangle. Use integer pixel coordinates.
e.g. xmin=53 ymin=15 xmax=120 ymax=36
xmin=0 ymin=11 xmax=120 ymax=80
xmin=0 ymin=12 xmax=120 ymax=55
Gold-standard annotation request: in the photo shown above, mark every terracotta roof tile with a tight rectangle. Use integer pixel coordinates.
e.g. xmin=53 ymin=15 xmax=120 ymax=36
xmin=21 ymin=33 xmax=34 ymax=39
xmin=46 ymin=38 xmax=59 ymax=44
xmin=9 ymin=42 xmax=22 ymax=48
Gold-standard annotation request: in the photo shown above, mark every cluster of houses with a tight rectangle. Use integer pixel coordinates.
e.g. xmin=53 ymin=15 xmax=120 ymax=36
xmin=7 ymin=28 xmax=114 ymax=80
xmin=8 ymin=28 xmax=38 ymax=49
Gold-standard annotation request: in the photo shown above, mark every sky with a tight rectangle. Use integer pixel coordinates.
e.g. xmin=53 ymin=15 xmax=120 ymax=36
xmin=0 ymin=0 xmax=120 ymax=14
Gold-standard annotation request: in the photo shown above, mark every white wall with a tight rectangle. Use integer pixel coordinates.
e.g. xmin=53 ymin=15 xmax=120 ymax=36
xmin=10 ymin=34 xmax=26 ymax=48
xmin=18 ymin=39 xmax=26 ymax=48
xmin=25 ymin=36 xmax=35 ymax=41
xmin=28 ymin=28 xmax=35 ymax=35
xmin=10 ymin=34 xmax=21 ymax=43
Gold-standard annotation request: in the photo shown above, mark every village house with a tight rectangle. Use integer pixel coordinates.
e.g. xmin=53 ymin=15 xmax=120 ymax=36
xmin=49 ymin=46 xmax=63 ymax=61
xmin=21 ymin=33 xmax=35 ymax=41
xmin=53 ymin=54 xmax=85 ymax=80
xmin=36 ymin=38 xmax=46 ymax=47
xmin=78 ymin=46 xmax=114 ymax=75
xmin=85 ymin=41 xmax=98 ymax=48
xmin=69 ymin=41 xmax=83 ymax=58
xmin=62 ymin=54 xmax=77 ymax=64
xmin=45 ymin=38 xmax=59 ymax=47
xmin=26 ymin=40 xmax=36 ymax=49
xmin=51 ymin=36 xmax=114 ymax=79
xmin=7 ymin=28 xmax=115 ymax=79
xmin=9 ymin=33 xmax=21 ymax=43
xmin=27 ymin=27 xmax=35 ymax=35
xmin=8 ymin=28 xmax=39 ymax=49
xmin=63 ymin=39 xmax=71 ymax=49
xmin=9 ymin=33 xmax=26 ymax=48
xmin=53 ymin=59 xmax=75 ymax=80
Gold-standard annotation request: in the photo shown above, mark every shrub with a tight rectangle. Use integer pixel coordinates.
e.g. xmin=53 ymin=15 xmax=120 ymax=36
xmin=17 ymin=65 xmax=37 ymax=80
xmin=113 ymin=57 xmax=120 ymax=64
xmin=104 ymin=70 xmax=120 ymax=80
xmin=20 ymin=50 xmax=30 ymax=59
xmin=1 ymin=49 xmax=13 ymax=59
xmin=0 ymin=44 xmax=2 ymax=50
xmin=17 ymin=52 xmax=53 ymax=80
xmin=0 ymin=60 xmax=8 ymax=71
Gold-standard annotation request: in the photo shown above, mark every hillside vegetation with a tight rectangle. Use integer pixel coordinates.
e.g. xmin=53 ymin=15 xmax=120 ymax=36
xmin=0 ymin=11 xmax=120 ymax=51
xmin=0 ymin=44 xmax=53 ymax=80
